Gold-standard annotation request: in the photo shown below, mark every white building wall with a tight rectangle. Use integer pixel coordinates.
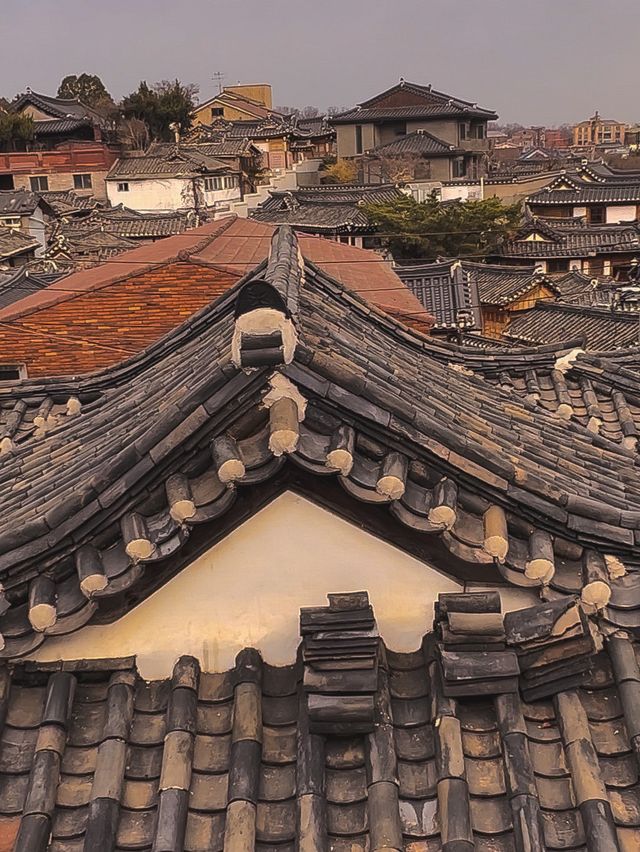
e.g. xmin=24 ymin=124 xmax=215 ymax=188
xmin=106 ymin=177 xmax=240 ymax=213
xmin=29 ymin=492 xmax=538 ymax=679
xmin=606 ymin=204 xmax=637 ymax=224
xmin=573 ymin=206 xmax=587 ymax=218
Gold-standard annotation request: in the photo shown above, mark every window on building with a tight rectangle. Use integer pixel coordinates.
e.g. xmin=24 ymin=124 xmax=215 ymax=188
xmin=73 ymin=173 xmax=92 ymax=190
xmin=452 ymin=158 xmax=467 ymax=178
xmin=29 ymin=176 xmax=48 ymax=192
xmin=547 ymin=259 xmax=570 ymax=273
xmin=387 ymin=121 xmax=407 ymax=138
xmin=0 ymin=174 xmax=14 ymax=190
xmin=211 ymin=107 xmax=224 ymax=119
xmin=0 ymin=216 xmax=21 ymax=230
xmin=117 ymin=182 xmax=129 ymax=192
xmin=589 ymin=205 xmax=606 ymax=224
xmin=355 ymin=125 xmax=363 ymax=155
xmin=204 ymin=175 xmax=238 ymax=191
xmin=0 ymin=364 xmax=26 ymax=382
xmin=459 ymin=123 xmax=467 ymax=141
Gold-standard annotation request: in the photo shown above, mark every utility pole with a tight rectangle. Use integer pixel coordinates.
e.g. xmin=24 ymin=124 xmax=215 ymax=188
xmin=212 ymin=72 xmax=225 ymax=93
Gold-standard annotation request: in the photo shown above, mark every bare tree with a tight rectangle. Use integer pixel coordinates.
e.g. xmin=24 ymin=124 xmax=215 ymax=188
xmin=365 ymin=153 xmax=421 ymax=183
xmin=117 ymin=117 xmax=149 ymax=151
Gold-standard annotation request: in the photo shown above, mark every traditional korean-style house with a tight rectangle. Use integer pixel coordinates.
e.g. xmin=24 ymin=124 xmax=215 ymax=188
xmin=495 ymin=216 xmax=640 ymax=278
xmin=250 ymin=183 xmax=406 ymax=247
xmin=526 ymin=168 xmax=640 ymax=224
xmin=105 ymin=149 xmax=242 ymax=214
xmin=1 ymin=224 xmax=640 ymax=850
xmin=0 ymin=216 xmax=429 ymax=378
xmin=0 ymin=227 xmax=39 ymax=268
xmin=362 ymin=130 xmax=466 ymax=183
xmin=149 ymin=138 xmax=264 ymax=195
xmin=331 ymin=79 xmax=497 ymax=180
xmin=0 ymin=91 xmax=117 ymax=198
xmin=397 ymin=260 xmax=560 ymax=338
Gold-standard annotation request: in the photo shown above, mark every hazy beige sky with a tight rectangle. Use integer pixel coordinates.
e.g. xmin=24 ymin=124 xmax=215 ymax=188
xmin=2 ymin=0 xmax=638 ymax=126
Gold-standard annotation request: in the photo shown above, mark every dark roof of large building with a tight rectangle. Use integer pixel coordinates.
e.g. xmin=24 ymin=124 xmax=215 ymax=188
xmin=397 ymin=260 xmax=558 ymax=322
xmin=528 ymin=172 xmax=640 ymax=205
xmin=1 ymin=599 xmax=640 ymax=852
xmin=250 ymin=185 xmax=405 ymax=232
xmin=0 ymin=227 xmax=39 ymax=261
xmin=367 ymin=129 xmax=461 ymax=158
xmin=331 ymin=80 xmax=498 ymax=124
xmin=12 ymin=91 xmax=105 ymax=127
xmin=498 ymin=218 xmax=640 ymax=260
xmin=107 ymin=149 xmax=230 ymax=180
xmin=1 ymin=226 xmax=640 ymax=661
xmin=505 ymin=301 xmax=640 ymax=349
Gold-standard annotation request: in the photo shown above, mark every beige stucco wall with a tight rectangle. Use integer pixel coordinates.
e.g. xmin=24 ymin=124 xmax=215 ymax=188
xmin=13 ymin=170 xmax=110 ymax=200
xmin=408 ymin=119 xmax=459 ymax=145
xmin=336 ymin=124 xmax=376 ymax=157
xmin=29 ymin=493 xmax=538 ymax=679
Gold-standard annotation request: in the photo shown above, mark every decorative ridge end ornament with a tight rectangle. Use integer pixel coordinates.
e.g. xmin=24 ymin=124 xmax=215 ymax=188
xmin=232 ymin=225 xmax=301 ymax=370
xmin=263 ymin=374 xmax=306 ymax=456
xmin=553 ymin=346 xmax=585 ymax=374
xmin=300 ymin=591 xmax=380 ymax=735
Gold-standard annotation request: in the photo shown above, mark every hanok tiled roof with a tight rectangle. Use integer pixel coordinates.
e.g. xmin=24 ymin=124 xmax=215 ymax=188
xmin=107 ymin=149 xmax=230 ymax=180
xmin=150 ymin=138 xmax=260 ymax=158
xmin=550 ymin=269 xmax=601 ymax=298
xmin=39 ymin=191 xmax=100 ymax=217
xmin=13 ymin=91 xmax=104 ymax=125
xmin=1 ymin=226 xmax=640 ymax=667
xmin=505 ymin=301 xmax=640 ymax=349
xmin=498 ymin=219 xmax=640 ymax=260
xmin=528 ymin=172 xmax=640 ymax=205
xmin=0 ymin=267 xmax=65 ymax=309
xmin=47 ymin=227 xmax=139 ymax=261
xmin=0 ymin=191 xmax=47 ymax=217
xmin=54 ymin=207 xmax=202 ymax=241
xmin=0 ymin=217 xmax=429 ymax=377
xmin=395 ymin=260 xmax=480 ymax=328
xmin=26 ymin=117 xmax=91 ymax=135
xmin=398 ymin=260 xmax=557 ymax=319
xmin=250 ymin=185 xmax=405 ymax=232
xmin=331 ymin=80 xmax=497 ymax=124
xmin=367 ymin=129 xmax=461 ymax=157
xmin=1 ymin=598 xmax=640 ymax=852
xmin=0 ymin=227 xmax=38 ymax=261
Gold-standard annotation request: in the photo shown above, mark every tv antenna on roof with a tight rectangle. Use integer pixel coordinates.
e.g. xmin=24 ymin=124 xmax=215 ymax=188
xmin=212 ymin=71 xmax=225 ymax=93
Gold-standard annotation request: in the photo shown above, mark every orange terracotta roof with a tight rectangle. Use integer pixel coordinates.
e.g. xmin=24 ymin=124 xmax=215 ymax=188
xmin=0 ymin=216 xmax=431 ymax=327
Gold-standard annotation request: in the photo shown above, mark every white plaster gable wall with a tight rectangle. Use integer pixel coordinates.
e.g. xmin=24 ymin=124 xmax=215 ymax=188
xmin=105 ymin=178 xmax=240 ymax=213
xmin=29 ymin=492 xmax=538 ymax=679
xmin=606 ymin=204 xmax=637 ymax=224
xmin=106 ymin=177 xmax=192 ymax=212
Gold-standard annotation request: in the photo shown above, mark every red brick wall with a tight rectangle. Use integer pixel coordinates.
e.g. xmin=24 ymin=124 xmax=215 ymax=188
xmin=0 ymin=263 xmax=237 ymax=378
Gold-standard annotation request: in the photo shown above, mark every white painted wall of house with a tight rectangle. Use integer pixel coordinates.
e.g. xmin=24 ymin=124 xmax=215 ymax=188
xmin=606 ymin=204 xmax=637 ymax=224
xmin=106 ymin=177 xmax=241 ymax=213
xmin=29 ymin=492 xmax=539 ymax=679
